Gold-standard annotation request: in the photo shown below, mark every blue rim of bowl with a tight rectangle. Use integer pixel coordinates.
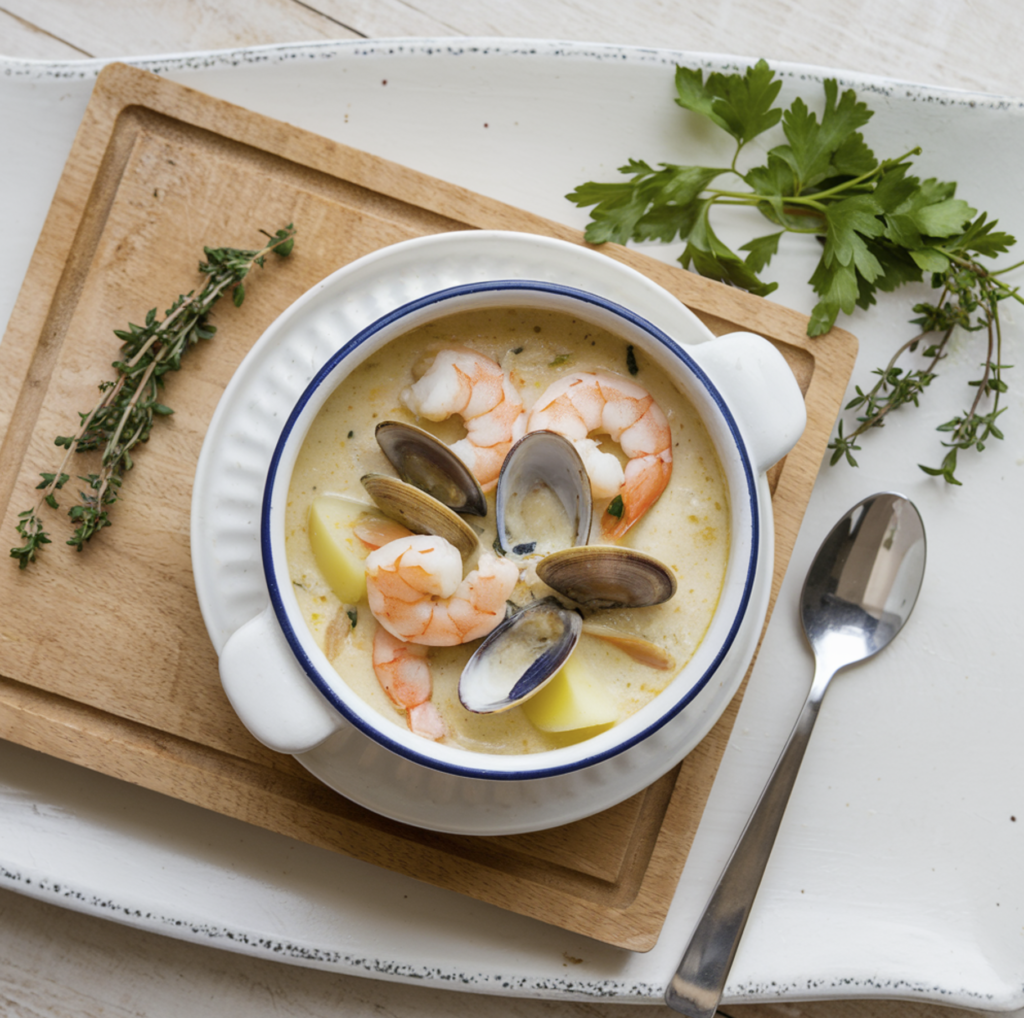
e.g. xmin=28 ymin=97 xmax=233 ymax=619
xmin=261 ymin=279 xmax=759 ymax=780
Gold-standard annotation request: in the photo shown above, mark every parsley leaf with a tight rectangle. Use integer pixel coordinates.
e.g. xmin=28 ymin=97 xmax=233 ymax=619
xmin=739 ymin=232 xmax=784 ymax=274
xmin=567 ymin=161 xmax=724 ymax=245
xmin=682 ymin=200 xmax=779 ymax=297
xmin=674 ymin=60 xmax=783 ymax=149
xmin=775 ymin=80 xmax=874 ymax=190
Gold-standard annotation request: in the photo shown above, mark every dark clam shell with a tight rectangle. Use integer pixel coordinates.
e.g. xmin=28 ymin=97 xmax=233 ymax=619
xmin=536 ymin=545 xmax=677 ymax=609
xmin=375 ymin=420 xmax=487 ymax=517
xmin=458 ymin=599 xmax=582 ymax=714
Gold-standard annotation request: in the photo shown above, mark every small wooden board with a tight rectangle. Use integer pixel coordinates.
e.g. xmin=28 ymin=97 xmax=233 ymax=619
xmin=0 ymin=63 xmax=856 ymax=951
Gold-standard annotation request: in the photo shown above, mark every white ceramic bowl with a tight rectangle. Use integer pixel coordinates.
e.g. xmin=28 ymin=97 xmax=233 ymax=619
xmin=199 ymin=231 xmax=805 ymax=835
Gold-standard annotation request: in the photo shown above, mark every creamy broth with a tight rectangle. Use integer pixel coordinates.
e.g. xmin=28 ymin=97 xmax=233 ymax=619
xmin=284 ymin=306 xmax=730 ymax=753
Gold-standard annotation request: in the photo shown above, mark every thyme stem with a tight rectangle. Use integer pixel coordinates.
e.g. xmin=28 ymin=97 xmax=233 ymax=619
xmin=10 ymin=223 xmax=296 ymax=568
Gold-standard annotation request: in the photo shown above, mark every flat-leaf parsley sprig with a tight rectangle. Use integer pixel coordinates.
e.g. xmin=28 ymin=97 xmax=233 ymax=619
xmin=566 ymin=60 xmax=1022 ymax=482
xmin=10 ymin=224 xmax=296 ymax=569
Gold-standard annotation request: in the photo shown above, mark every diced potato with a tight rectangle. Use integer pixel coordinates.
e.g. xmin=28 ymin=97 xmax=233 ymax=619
xmin=521 ymin=652 xmax=619 ymax=734
xmin=308 ymin=495 xmax=369 ymax=603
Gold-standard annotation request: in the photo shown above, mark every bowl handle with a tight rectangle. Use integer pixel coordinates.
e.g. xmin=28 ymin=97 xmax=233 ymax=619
xmin=219 ymin=605 xmax=346 ymax=754
xmin=689 ymin=331 xmax=807 ymax=474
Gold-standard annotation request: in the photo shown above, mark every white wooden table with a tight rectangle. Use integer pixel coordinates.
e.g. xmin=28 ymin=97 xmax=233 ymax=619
xmin=1 ymin=3 xmax=1019 ymax=1018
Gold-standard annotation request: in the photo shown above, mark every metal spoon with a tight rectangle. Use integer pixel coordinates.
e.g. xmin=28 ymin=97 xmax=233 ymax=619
xmin=665 ymin=491 xmax=926 ymax=1017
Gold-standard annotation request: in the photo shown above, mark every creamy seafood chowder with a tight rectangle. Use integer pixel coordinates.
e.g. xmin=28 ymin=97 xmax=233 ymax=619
xmin=284 ymin=306 xmax=730 ymax=754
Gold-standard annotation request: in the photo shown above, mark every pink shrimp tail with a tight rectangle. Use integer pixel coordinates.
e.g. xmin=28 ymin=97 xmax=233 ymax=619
xmin=372 ymin=626 xmax=432 ymax=709
xmin=602 ymin=450 xmax=673 ymax=539
xmin=408 ymin=702 xmax=447 ymax=740
xmin=372 ymin=626 xmax=447 ymax=741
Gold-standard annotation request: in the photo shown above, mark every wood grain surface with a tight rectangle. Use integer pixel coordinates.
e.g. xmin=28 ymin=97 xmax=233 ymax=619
xmin=0 ymin=5 xmax=1011 ymax=1018
xmin=0 ymin=61 xmax=855 ymax=953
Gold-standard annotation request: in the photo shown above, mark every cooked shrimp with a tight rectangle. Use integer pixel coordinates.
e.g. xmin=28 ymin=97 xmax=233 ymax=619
xmin=401 ymin=347 xmax=526 ymax=491
xmin=527 ymin=370 xmax=672 ymax=539
xmin=365 ymin=533 xmax=520 ymax=646
xmin=371 ymin=626 xmax=447 ymax=740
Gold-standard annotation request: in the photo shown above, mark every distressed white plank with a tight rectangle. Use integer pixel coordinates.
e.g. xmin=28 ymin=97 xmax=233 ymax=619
xmin=277 ymin=0 xmax=463 ymax=37
xmin=312 ymin=0 xmax=1024 ymax=96
xmin=0 ymin=885 xmax=992 ymax=1018
xmin=0 ymin=886 xmax=641 ymax=1018
xmin=0 ymin=0 xmax=361 ymax=58
xmin=3 ymin=0 xmax=1021 ymax=99
xmin=0 ymin=7 xmax=92 ymax=59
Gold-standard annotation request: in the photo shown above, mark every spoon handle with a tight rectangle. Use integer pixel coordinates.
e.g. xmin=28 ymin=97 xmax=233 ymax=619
xmin=665 ymin=668 xmax=832 ymax=1017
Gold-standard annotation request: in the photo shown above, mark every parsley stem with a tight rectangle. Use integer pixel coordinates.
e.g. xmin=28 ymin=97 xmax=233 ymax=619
xmin=990 ymin=257 xmax=1024 ymax=276
xmin=796 ymin=149 xmax=921 ymax=203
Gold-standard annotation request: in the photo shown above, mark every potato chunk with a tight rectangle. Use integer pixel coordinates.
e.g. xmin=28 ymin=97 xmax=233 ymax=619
xmin=308 ymin=495 xmax=369 ymax=604
xmin=521 ymin=653 xmax=618 ymax=734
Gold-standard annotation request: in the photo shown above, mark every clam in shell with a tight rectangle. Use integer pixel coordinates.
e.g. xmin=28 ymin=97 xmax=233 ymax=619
xmin=360 ymin=473 xmax=479 ymax=559
xmin=375 ymin=420 xmax=487 ymax=517
xmin=536 ymin=545 xmax=677 ymax=609
xmin=495 ymin=430 xmax=592 ymax=557
xmin=459 ymin=599 xmax=582 ymax=714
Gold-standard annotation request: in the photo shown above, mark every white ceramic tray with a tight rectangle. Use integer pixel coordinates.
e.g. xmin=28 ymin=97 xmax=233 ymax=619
xmin=2 ymin=40 xmax=1023 ymax=1012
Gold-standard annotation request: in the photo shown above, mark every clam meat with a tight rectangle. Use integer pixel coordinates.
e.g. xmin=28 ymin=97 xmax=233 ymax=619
xmin=495 ymin=430 xmax=592 ymax=557
xmin=580 ymin=622 xmax=676 ymax=670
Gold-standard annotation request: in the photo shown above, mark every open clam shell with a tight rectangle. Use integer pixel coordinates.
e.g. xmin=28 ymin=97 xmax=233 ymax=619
xmin=495 ymin=430 xmax=592 ymax=557
xmin=375 ymin=420 xmax=487 ymax=517
xmin=536 ymin=545 xmax=677 ymax=609
xmin=458 ymin=599 xmax=582 ymax=714
xmin=360 ymin=473 xmax=479 ymax=558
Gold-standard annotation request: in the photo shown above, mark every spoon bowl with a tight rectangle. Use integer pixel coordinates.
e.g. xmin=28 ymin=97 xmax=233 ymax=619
xmin=802 ymin=493 xmax=926 ymax=673
xmin=666 ymin=491 xmax=926 ymax=1017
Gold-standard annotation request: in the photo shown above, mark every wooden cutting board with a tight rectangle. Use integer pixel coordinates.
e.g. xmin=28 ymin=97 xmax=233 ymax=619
xmin=0 ymin=62 xmax=857 ymax=951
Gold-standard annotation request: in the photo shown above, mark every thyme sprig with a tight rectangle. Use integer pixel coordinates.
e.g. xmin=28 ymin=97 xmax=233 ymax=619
xmin=829 ymin=254 xmax=1019 ymax=482
xmin=566 ymin=60 xmax=1022 ymax=483
xmin=10 ymin=224 xmax=296 ymax=568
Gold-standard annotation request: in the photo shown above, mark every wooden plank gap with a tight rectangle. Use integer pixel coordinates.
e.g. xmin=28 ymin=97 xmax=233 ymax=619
xmin=0 ymin=5 xmax=94 ymax=57
xmin=288 ymin=0 xmax=368 ymax=38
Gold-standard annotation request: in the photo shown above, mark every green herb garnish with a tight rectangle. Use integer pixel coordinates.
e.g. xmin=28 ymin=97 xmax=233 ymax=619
xmin=567 ymin=60 xmax=1022 ymax=483
xmin=10 ymin=224 xmax=296 ymax=568
xmin=606 ymin=495 xmax=625 ymax=519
